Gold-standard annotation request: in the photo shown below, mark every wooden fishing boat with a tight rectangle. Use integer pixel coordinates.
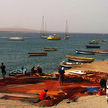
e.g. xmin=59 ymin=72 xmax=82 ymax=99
xmin=88 ymin=40 xmax=99 ymax=44
xmin=86 ymin=45 xmax=100 ymax=48
xmin=93 ymin=50 xmax=108 ymax=54
xmin=44 ymin=48 xmax=57 ymax=51
xmin=66 ymin=55 xmax=95 ymax=63
xmin=28 ymin=52 xmax=47 ymax=56
xmin=59 ymin=61 xmax=81 ymax=68
xmin=76 ymin=50 xmax=95 ymax=55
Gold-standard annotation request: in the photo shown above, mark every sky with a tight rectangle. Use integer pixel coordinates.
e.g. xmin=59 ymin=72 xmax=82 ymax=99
xmin=0 ymin=0 xmax=108 ymax=33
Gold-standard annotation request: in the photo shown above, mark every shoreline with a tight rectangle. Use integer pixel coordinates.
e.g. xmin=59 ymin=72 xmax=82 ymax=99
xmin=0 ymin=60 xmax=108 ymax=107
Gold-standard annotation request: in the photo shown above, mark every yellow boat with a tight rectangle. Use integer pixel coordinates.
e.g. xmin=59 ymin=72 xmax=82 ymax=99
xmin=66 ymin=55 xmax=95 ymax=63
xmin=47 ymin=34 xmax=61 ymax=40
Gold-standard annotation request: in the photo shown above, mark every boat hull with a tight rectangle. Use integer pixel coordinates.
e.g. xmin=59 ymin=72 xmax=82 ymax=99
xmin=47 ymin=35 xmax=61 ymax=40
xmin=59 ymin=61 xmax=81 ymax=68
xmin=28 ymin=52 xmax=47 ymax=56
xmin=93 ymin=50 xmax=108 ymax=54
xmin=66 ymin=55 xmax=95 ymax=63
xmin=76 ymin=50 xmax=95 ymax=55
xmin=8 ymin=37 xmax=24 ymax=41
xmin=86 ymin=45 xmax=100 ymax=48
xmin=44 ymin=48 xmax=57 ymax=51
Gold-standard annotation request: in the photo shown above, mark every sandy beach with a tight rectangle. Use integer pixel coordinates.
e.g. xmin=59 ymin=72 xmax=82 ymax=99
xmin=0 ymin=60 xmax=108 ymax=108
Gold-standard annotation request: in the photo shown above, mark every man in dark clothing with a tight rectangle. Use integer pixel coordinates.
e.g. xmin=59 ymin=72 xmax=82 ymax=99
xmin=37 ymin=65 xmax=43 ymax=76
xmin=100 ymin=78 xmax=106 ymax=90
xmin=0 ymin=63 xmax=6 ymax=79
xmin=31 ymin=66 xmax=37 ymax=76
xmin=58 ymin=67 xmax=65 ymax=86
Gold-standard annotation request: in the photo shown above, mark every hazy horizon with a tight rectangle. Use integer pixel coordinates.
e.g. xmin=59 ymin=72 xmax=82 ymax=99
xmin=0 ymin=0 xmax=108 ymax=33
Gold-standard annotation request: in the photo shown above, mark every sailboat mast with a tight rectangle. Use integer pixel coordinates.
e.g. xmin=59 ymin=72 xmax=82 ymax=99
xmin=65 ymin=20 xmax=68 ymax=36
xmin=41 ymin=16 xmax=45 ymax=35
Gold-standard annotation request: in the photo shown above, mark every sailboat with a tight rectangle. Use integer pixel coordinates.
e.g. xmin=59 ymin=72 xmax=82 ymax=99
xmin=40 ymin=16 xmax=48 ymax=39
xmin=64 ymin=20 xmax=70 ymax=40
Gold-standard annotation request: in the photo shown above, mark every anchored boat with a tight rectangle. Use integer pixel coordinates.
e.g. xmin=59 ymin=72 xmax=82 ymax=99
xmin=44 ymin=48 xmax=57 ymax=51
xmin=28 ymin=52 xmax=47 ymax=56
xmin=66 ymin=55 xmax=95 ymax=63
xmin=93 ymin=50 xmax=108 ymax=54
xmin=8 ymin=36 xmax=24 ymax=41
xmin=86 ymin=45 xmax=100 ymax=48
xmin=76 ymin=50 xmax=95 ymax=55
xmin=88 ymin=40 xmax=99 ymax=44
xmin=47 ymin=34 xmax=61 ymax=40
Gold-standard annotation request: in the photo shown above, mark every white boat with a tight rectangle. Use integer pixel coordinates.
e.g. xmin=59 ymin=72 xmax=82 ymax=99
xmin=40 ymin=16 xmax=48 ymax=39
xmin=64 ymin=20 xmax=70 ymax=40
xmin=69 ymin=70 xmax=86 ymax=75
xmin=8 ymin=36 xmax=24 ymax=41
xmin=59 ymin=61 xmax=81 ymax=68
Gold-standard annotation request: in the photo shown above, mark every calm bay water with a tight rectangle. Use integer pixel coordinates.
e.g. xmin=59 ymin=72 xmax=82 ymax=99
xmin=0 ymin=32 xmax=108 ymax=77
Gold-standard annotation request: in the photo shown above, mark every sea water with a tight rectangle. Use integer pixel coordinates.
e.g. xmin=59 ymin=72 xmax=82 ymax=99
xmin=0 ymin=32 xmax=108 ymax=77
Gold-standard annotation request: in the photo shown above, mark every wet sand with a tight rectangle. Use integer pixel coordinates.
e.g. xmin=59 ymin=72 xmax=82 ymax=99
xmin=0 ymin=60 xmax=108 ymax=108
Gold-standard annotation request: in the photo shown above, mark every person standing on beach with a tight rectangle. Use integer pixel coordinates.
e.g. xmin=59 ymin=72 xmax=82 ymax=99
xmin=0 ymin=63 xmax=6 ymax=79
xmin=58 ymin=67 xmax=65 ymax=86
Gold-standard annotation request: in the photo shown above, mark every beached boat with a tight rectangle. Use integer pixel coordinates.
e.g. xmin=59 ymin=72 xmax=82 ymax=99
xmin=88 ymin=40 xmax=99 ymax=44
xmin=66 ymin=55 xmax=95 ymax=63
xmin=40 ymin=16 xmax=48 ymax=39
xmin=44 ymin=48 xmax=57 ymax=51
xmin=76 ymin=50 xmax=95 ymax=55
xmin=59 ymin=61 xmax=81 ymax=68
xmin=47 ymin=34 xmax=61 ymax=40
xmin=93 ymin=50 xmax=108 ymax=54
xmin=8 ymin=36 xmax=24 ymax=41
xmin=64 ymin=20 xmax=70 ymax=40
xmin=28 ymin=52 xmax=47 ymax=56
xmin=86 ymin=45 xmax=100 ymax=48
xmin=69 ymin=70 xmax=86 ymax=75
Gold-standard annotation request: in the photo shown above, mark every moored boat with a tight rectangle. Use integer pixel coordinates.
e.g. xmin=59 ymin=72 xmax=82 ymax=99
xmin=40 ymin=16 xmax=48 ymax=39
xmin=93 ymin=50 xmax=108 ymax=54
xmin=66 ymin=55 xmax=95 ymax=63
xmin=64 ymin=20 xmax=70 ymax=40
xmin=86 ymin=45 xmax=100 ymax=48
xmin=44 ymin=48 xmax=57 ymax=51
xmin=28 ymin=52 xmax=47 ymax=56
xmin=59 ymin=61 xmax=81 ymax=68
xmin=47 ymin=34 xmax=61 ymax=40
xmin=8 ymin=36 xmax=24 ymax=41
xmin=76 ymin=50 xmax=95 ymax=55
xmin=88 ymin=40 xmax=99 ymax=44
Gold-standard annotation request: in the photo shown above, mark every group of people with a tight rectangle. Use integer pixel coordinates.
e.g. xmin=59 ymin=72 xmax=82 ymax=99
xmin=30 ymin=65 xmax=43 ymax=76
xmin=0 ymin=62 xmax=44 ymax=79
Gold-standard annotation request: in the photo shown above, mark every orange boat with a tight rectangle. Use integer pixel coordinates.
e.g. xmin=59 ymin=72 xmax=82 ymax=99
xmin=93 ymin=50 xmax=108 ymax=54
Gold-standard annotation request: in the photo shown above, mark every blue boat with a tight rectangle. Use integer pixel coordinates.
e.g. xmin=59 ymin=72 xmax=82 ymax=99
xmin=86 ymin=45 xmax=100 ymax=48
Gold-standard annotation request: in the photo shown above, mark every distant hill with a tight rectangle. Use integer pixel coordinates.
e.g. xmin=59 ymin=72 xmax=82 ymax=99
xmin=0 ymin=28 xmax=40 ymax=33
